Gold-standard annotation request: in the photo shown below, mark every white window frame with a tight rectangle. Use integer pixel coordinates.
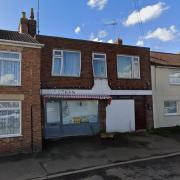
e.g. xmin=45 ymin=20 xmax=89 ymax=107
xmin=169 ymin=70 xmax=180 ymax=85
xmin=0 ymin=51 xmax=21 ymax=86
xmin=164 ymin=100 xmax=179 ymax=116
xmin=92 ymin=53 xmax=107 ymax=78
xmin=117 ymin=55 xmax=140 ymax=79
xmin=0 ymin=101 xmax=22 ymax=138
xmin=52 ymin=49 xmax=81 ymax=77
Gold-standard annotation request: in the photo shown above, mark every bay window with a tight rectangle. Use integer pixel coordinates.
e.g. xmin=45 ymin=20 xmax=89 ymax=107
xmin=93 ymin=53 xmax=107 ymax=78
xmin=52 ymin=50 xmax=81 ymax=77
xmin=0 ymin=101 xmax=21 ymax=137
xmin=117 ymin=55 xmax=140 ymax=79
xmin=0 ymin=51 xmax=21 ymax=86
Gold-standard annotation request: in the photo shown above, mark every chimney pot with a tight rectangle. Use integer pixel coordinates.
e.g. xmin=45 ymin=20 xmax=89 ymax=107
xmin=22 ymin=12 xmax=26 ymax=19
xmin=114 ymin=38 xmax=123 ymax=45
xmin=30 ymin=8 xmax=34 ymax=20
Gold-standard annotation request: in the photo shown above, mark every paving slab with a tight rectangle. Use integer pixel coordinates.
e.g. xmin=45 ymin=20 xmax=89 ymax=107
xmin=0 ymin=158 xmax=46 ymax=180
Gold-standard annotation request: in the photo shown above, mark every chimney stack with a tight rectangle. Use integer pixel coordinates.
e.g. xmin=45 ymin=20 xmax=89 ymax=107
xmin=28 ymin=8 xmax=37 ymax=37
xmin=114 ymin=38 xmax=123 ymax=45
xmin=18 ymin=8 xmax=37 ymax=37
xmin=18 ymin=12 xmax=29 ymax=34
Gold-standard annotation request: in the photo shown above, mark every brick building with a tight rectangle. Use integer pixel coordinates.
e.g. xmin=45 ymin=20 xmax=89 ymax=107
xmin=0 ymin=11 xmax=43 ymax=156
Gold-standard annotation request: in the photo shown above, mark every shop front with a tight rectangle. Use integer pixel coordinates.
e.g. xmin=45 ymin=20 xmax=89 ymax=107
xmin=43 ymin=94 xmax=111 ymax=139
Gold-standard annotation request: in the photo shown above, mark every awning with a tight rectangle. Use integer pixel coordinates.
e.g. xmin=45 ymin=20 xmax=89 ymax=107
xmin=43 ymin=94 xmax=112 ymax=100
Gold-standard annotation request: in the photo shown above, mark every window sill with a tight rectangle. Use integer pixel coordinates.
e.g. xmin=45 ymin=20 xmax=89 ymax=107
xmin=0 ymin=84 xmax=21 ymax=87
xmin=169 ymin=83 xmax=180 ymax=85
xmin=164 ymin=113 xmax=179 ymax=116
xmin=117 ymin=77 xmax=141 ymax=80
xmin=0 ymin=134 xmax=22 ymax=139
xmin=51 ymin=75 xmax=80 ymax=78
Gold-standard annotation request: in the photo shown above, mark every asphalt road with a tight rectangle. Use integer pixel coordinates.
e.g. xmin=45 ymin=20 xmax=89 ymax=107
xmin=51 ymin=155 xmax=180 ymax=180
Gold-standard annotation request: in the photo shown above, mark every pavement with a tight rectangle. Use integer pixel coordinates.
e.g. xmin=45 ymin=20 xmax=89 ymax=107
xmin=0 ymin=129 xmax=180 ymax=180
xmin=57 ymin=155 xmax=180 ymax=180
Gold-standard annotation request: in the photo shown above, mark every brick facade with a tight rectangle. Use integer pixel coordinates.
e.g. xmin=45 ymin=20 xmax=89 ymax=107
xmin=37 ymin=35 xmax=153 ymax=134
xmin=36 ymin=35 xmax=151 ymax=90
xmin=0 ymin=44 xmax=42 ymax=156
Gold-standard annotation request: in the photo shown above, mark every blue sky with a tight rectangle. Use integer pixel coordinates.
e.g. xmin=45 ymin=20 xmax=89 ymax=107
xmin=0 ymin=0 xmax=180 ymax=53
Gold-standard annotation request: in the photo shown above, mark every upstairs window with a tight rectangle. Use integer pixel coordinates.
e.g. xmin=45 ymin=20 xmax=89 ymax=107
xmin=93 ymin=53 xmax=107 ymax=78
xmin=117 ymin=55 xmax=140 ymax=79
xmin=52 ymin=50 xmax=81 ymax=77
xmin=169 ymin=71 xmax=180 ymax=85
xmin=164 ymin=100 xmax=178 ymax=115
xmin=0 ymin=51 xmax=21 ymax=86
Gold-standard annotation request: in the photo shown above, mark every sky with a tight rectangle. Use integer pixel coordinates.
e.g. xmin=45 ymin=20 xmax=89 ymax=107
xmin=0 ymin=0 xmax=180 ymax=53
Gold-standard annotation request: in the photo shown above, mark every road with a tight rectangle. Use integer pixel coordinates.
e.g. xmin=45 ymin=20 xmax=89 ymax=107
xmin=51 ymin=155 xmax=180 ymax=180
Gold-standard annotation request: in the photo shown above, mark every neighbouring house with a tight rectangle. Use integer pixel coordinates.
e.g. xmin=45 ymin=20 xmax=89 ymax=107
xmin=0 ymin=10 xmax=43 ymax=156
xmin=151 ymin=51 xmax=180 ymax=128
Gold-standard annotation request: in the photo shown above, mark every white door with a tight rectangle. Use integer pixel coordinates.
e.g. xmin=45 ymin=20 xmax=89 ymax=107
xmin=106 ymin=100 xmax=135 ymax=132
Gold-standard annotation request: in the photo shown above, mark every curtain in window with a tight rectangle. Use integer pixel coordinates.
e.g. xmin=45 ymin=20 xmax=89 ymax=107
xmin=0 ymin=102 xmax=20 ymax=136
xmin=117 ymin=56 xmax=132 ymax=78
xmin=53 ymin=57 xmax=61 ymax=75
xmin=0 ymin=60 xmax=20 ymax=85
xmin=93 ymin=60 xmax=105 ymax=77
xmin=62 ymin=51 xmax=80 ymax=76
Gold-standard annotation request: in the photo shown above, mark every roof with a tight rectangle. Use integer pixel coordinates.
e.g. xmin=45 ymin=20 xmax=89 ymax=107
xmin=150 ymin=51 xmax=180 ymax=66
xmin=0 ymin=29 xmax=40 ymax=44
xmin=36 ymin=34 xmax=150 ymax=50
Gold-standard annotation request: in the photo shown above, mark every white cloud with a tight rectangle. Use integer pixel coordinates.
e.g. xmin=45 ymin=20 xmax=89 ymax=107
xmin=87 ymin=0 xmax=108 ymax=10
xmin=136 ymin=40 xmax=144 ymax=46
xmin=144 ymin=26 xmax=178 ymax=42
xmin=123 ymin=2 xmax=168 ymax=26
xmin=97 ymin=30 xmax=108 ymax=38
xmin=107 ymin=39 xmax=113 ymax=43
xmin=89 ymin=30 xmax=107 ymax=42
xmin=74 ymin=26 xmax=81 ymax=34
xmin=92 ymin=38 xmax=103 ymax=42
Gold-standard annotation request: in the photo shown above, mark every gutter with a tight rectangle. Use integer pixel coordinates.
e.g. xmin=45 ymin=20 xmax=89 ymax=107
xmin=0 ymin=39 xmax=44 ymax=49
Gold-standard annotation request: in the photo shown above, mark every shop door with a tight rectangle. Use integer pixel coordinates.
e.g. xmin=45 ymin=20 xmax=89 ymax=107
xmin=106 ymin=100 xmax=135 ymax=132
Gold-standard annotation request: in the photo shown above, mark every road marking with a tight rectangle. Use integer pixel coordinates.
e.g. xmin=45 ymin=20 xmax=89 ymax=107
xmin=33 ymin=151 xmax=180 ymax=180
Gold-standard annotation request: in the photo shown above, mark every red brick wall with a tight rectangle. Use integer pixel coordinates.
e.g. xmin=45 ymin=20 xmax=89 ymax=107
xmin=0 ymin=45 xmax=42 ymax=156
xmin=36 ymin=35 xmax=151 ymax=90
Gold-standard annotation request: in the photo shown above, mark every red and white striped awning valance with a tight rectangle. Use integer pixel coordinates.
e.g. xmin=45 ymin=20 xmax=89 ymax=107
xmin=43 ymin=94 xmax=112 ymax=100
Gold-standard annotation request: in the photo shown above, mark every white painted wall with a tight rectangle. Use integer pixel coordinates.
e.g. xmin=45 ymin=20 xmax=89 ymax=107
xmin=151 ymin=65 xmax=180 ymax=128
xmin=41 ymin=79 xmax=152 ymax=96
xmin=106 ymin=100 xmax=135 ymax=132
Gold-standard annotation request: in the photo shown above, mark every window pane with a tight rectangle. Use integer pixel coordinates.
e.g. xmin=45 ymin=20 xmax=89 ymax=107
xmin=52 ymin=57 xmax=61 ymax=75
xmin=93 ymin=59 xmax=106 ymax=77
xmin=54 ymin=51 xmax=62 ymax=56
xmin=169 ymin=72 xmax=180 ymax=84
xmin=94 ymin=54 xmax=105 ymax=59
xmin=0 ymin=60 xmax=20 ymax=85
xmin=62 ymin=51 xmax=80 ymax=76
xmin=134 ymin=58 xmax=140 ymax=78
xmin=0 ymin=52 xmax=19 ymax=59
xmin=0 ymin=101 xmax=20 ymax=136
xmin=164 ymin=101 xmax=177 ymax=114
xmin=62 ymin=100 xmax=98 ymax=125
xmin=117 ymin=56 xmax=132 ymax=78
xmin=46 ymin=101 xmax=60 ymax=124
